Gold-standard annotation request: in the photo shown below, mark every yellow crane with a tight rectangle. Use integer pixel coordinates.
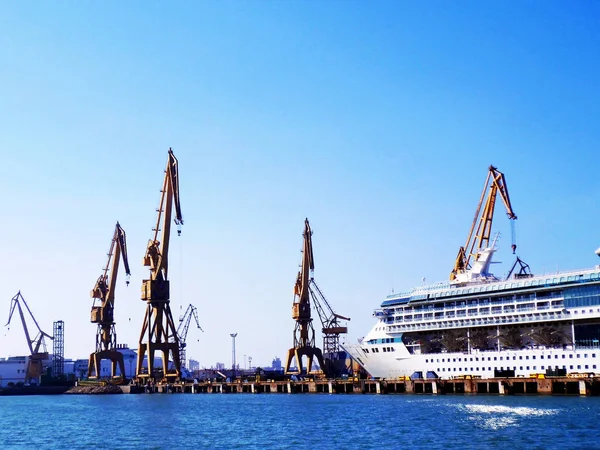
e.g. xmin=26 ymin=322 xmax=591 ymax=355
xmin=284 ymin=218 xmax=326 ymax=376
xmin=136 ymin=148 xmax=183 ymax=383
xmin=6 ymin=291 xmax=53 ymax=384
xmin=450 ymin=165 xmax=517 ymax=281
xmin=88 ymin=222 xmax=131 ymax=379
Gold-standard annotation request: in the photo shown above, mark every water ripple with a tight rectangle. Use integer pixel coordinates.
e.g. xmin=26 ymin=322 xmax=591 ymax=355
xmin=0 ymin=394 xmax=598 ymax=449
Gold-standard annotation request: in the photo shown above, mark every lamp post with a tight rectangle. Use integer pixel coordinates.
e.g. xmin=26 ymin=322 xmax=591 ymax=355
xmin=230 ymin=333 xmax=238 ymax=380
xmin=128 ymin=354 xmax=135 ymax=379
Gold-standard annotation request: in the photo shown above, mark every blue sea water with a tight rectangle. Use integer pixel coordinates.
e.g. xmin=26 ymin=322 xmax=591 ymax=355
xmin=0 ymin=394 xmax=598 ymax=449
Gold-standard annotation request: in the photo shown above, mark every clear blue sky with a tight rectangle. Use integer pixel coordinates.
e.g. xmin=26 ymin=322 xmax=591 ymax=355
xmin=1 ymin=1 xmax=599 ymax=368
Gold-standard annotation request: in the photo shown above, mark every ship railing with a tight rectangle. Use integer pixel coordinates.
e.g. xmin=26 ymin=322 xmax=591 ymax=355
xmin=395 ymin=310 xmax=580 ymax=329
xmin=401 ymin=295 xmax=565 ymax=315
xmin=385 ymin=268 xmax=600 ymax=303
xmin=388 ymin=311 xmax=575 ymax=332
xmin=394 ymin=302 xmax=567 ymax=322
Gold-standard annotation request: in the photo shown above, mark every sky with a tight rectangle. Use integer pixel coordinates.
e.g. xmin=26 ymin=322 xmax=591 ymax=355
xmin=0 ymin=1 xmax=599 ymax=369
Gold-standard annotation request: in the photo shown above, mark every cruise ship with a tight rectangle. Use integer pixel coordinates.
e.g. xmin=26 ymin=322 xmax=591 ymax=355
xmin=345 ymin=167 xmax=600 ymax=380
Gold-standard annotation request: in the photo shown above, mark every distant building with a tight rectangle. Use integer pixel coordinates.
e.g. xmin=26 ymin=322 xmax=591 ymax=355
xmin=271 ymin=357 xmax=282 ymax=371
xmin=0 ymin=356 xmax=29 ymax=387
xmin=72 ymin=359 xmax=88 ymax=378
xmin=215 ymin=362 xmax=225 ymax=371
xmin=188 ymin=359 xmax=200 ymax=372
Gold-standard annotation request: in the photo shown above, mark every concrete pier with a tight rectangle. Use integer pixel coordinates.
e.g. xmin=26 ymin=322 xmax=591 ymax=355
xmin=119 ymin=375 xmax=600 ymax=396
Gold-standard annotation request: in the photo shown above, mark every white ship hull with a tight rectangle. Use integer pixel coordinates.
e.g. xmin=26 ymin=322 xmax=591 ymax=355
xmin=344 ymin=343 xmax=600 ymax=379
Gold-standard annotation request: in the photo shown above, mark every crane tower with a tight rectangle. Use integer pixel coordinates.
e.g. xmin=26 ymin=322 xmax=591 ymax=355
xmin=6 ymin=292 xmax=53 ymax=384
xmin=284 ymin=218 xmax=326 ymax=376
xmin=136 ymin=148 xmax=184 ymax=383
xmin=88 ymin=222 xmax=131 ymax=379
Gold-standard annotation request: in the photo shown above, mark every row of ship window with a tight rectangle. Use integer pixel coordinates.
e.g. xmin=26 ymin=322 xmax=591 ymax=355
xmin=437 ymin=365 xmax=597 ymax=372
xmin=387 ymin=303 xmax=573 ymax=321
xmin=393 ymin=298 xmax=561 ymax=314
xmin=382 ymin=311 xmax=577 ymax=328
xmin=364 ymin=347 xmax=395 ymax=353
xmin=426 ymin=354 xmax=596 ymax=363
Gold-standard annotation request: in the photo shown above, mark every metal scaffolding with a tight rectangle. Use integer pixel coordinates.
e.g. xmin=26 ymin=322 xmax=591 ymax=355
xmin=53 ymin=320 xmax=64 ymax=378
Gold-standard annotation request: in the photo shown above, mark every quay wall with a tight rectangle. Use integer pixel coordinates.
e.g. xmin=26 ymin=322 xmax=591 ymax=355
xmin=121 ymin=376 xmax=600 ymax=396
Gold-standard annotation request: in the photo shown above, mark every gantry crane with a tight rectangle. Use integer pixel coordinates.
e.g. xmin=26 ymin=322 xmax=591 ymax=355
xmin=177 ymin=304 xmax=203 ymax=370
xmin=309 ymin=281 xmax=351 ymax=377
xmin=450 ymin=165 xmax=518 ymax=281
xmin=284 ymin=218 xmax=326 ymax=376
xmin=136 ymin=148 xmax=184 ymax=383
xmin=88 ymin=222 xmax=131 ymax=379
xmin=6 ymin=292 xmax=53 ymax=384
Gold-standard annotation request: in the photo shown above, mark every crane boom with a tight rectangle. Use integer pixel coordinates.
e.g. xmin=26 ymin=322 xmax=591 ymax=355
xmin=177 ymin=304 xmax=204 ymax=341
xmin=143 ymin=149 xmax=183 ymax=283
xmin=137 ymin=148 xmax=184 ymax=383
xmin=7 ymin=294 xmax=35 ymax=355
xmin=450 ymin=165 xmax=517 ymax=281
xmin=88 ymin=222 xmax=131 ymax=379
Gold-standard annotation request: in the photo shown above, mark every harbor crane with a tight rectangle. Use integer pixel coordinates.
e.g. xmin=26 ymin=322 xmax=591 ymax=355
xmin=285 ymin=218 xmax=327 ymax=376
xmin=88 ymin=222 xmax=131 ymax=379
xmin=177 ymin=304 xmax=203 ymax=370
xmin=6 ymin=292 xmax=53 ymax=384
xmin=136 ymin=148 xmax=184 ymax=383
xmin=450 ymin=165 xmax=521 ymax=281
xmin=309 ymin=281 xmax=351 ymax=377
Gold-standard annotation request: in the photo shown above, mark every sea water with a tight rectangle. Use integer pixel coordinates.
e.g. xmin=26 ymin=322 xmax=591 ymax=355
xmin=0 ymin=394 xmax=598 ymax=449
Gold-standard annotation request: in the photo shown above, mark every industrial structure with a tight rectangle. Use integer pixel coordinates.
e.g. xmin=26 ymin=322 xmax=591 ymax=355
xmin=6 ymin=292 xmax=54 ymax=384
xmin=450 ymin=165 xmax=529 ymax=282
xmin=284 ymin=219 xmax=327 ymax=376
xmin=88 ymin=222 xmax=131 ymax=378
xmin=136 ymin=148 xmax=184 ymax=383
xmin=177 ymin=304 xmax=203 ymax=370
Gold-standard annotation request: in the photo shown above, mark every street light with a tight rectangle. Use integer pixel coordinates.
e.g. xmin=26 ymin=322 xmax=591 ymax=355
xmin=128 ymin=354 xmax=135 ymax=378
xmin=230 ymin=333 xmax=238 ymax=380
